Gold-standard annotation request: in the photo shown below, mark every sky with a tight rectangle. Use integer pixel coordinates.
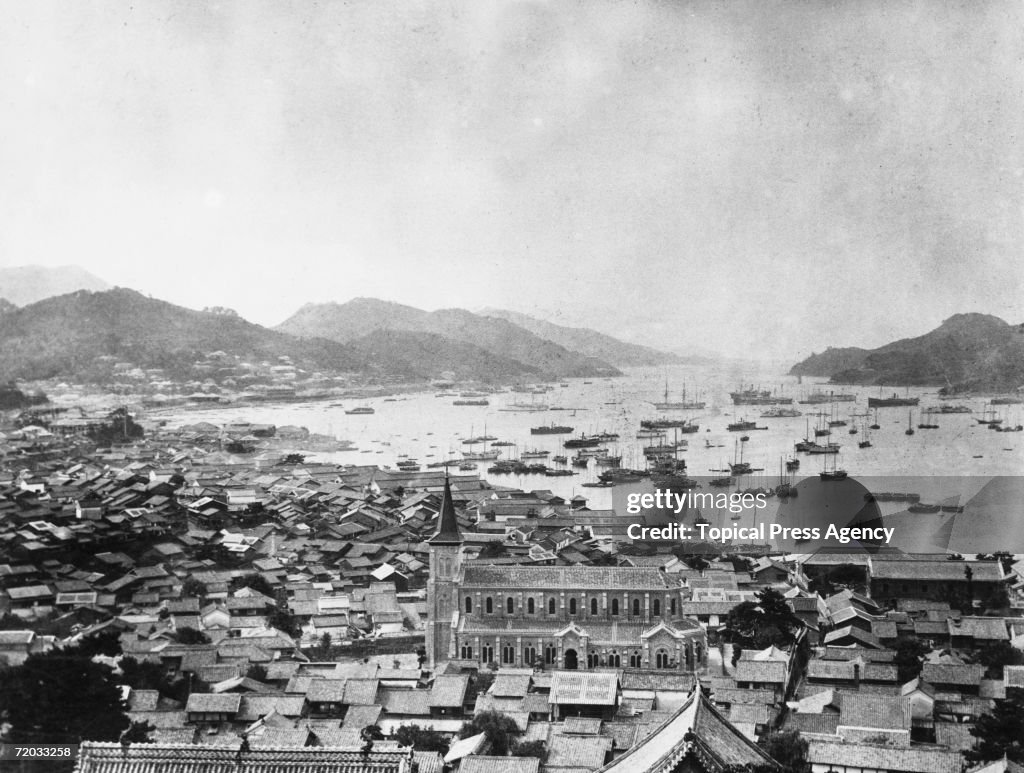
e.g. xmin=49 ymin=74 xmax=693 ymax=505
xmin=1 ymin=0 xmax=1022 ymax=361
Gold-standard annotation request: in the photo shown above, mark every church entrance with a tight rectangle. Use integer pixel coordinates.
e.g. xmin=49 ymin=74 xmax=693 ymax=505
xmin=564 ymin=648 xmax=578 ymax=670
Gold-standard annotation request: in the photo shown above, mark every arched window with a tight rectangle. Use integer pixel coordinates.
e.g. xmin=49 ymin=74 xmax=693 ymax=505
xmin=632 ymin=599 xmax=641 ymax=616
xmin=587 ymin=652 xmax=597 ymax=668
xmin=506 ymin=597 xmax=514 ymax=614
xmin=670 ymin=598 xmax=677 ymax=616
xmin=611 ymin=599 xmax=619 ymax=616
xmin=460 ymin=644 xmax=473 ymax=659
xmin=502 ymin=645 xmax=515 ymax=664
xmin=590 ymin=598 xmax=598 ymax=615
xmin=652 ymin=599 xmax=661 ymax=617
xmin=527 ymin=598 xmax=535 ymax=614
xmin=481 ymin=644 xmax=493 ymax=664
xmin=544 ymin=644 xmax=556 ymax=664
xmin=656 ymin=649 xmax=671 ymax=669
xmin=548 ymin=598 xmax=556 ymax=615
xmin=629 ymin=651 xmax=642 ymax=668
xmin=569 ymin=598 xmax=577 ymax=615
xmin=465 ymin=597 xmax=473 ymax=614
xmin=524 ymin=645 xmax=537 ymax=666
xmin=485 ymin=597 xmax=493 ymax=614
xmin=609 ymin=651 xmax=621 ymax=667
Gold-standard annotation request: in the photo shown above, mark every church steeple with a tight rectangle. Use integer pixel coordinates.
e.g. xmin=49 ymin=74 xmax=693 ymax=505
xmin=426 ymin=474 xmax=463 ymax=668
xmin=429 ymin=475 xmax=463 ymax=545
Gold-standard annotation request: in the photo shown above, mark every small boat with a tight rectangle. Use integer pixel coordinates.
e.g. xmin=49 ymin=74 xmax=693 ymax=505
xmin=345 ymin=406 xmax=375 ymax=415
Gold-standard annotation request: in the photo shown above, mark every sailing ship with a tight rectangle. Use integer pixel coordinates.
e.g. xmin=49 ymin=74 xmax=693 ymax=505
xmin=652 ymin=380 xmax=706 ymax=411
xmin=905 ymin=411 xmax=915 ymax=436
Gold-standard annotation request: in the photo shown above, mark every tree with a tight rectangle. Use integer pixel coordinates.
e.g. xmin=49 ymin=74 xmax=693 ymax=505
xmin=893 ymin=637 xmax=929 ymax=683
xmin=74 ymin=629 xmax=123 ymax=658
xmin=246 ymin=664 xmax=268 ymax=682
xmin=237 ymin=574 xmax=275 ymax=597
xmin=725 ymin=588 xmax=800 ymax=649
xmin=182 ymin=578 xmax=207 ymax=599
xmin=759 ymin=731 xmax=810 ymax=773
xmin=459 ymin=710 xmax=520 ymax=756
xmin=512 ymin=740 xmax=547 ymax=760
xmin=976 ymin=641 xmax=1024 ymax=679
xmin=967 ymin=694 xmax=1024 ymax=764
xmin=176 ymin=627 xmax=211 ymax=645
xmin=316 ymin=633 xmax=333 ymax=660
xmin=393 ymin=724 xmax=450 ymax=755
xmin=269 ymin=606 xmax=300 ymax=638
xmin=0 ymin=649 xmax=131 ymax=744
xmin=88 ymin=407 xmax=144 ymax=445
xmin=121 ymin=720 xmax=156 ymax=744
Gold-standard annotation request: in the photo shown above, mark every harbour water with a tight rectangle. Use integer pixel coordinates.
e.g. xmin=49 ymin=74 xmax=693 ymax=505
xmin=155 ymin=364 xmax=1023 ymax=514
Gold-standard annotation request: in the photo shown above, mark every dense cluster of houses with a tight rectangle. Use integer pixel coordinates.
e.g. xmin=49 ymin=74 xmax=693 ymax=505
xmin=2 ymin=414 xmax=1024 ymax=773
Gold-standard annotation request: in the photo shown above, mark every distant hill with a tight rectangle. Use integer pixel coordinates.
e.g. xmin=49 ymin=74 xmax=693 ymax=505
xmin=0 ymin=265 xmax=110 ymax=306
xmin=478 ymin=308 xmax=688 ymax=367
xmin=788 ymin=346 xmax=870 ymax=378
xmin=345 ymin=329 xmax=543 ymax=383
xmin=0 ymin=288 xmax=380 ymax=383
xmin=789 ymin=313 xmax=1024 ymax=391
xmin=277 ymin=298 xmax=621 ymax=379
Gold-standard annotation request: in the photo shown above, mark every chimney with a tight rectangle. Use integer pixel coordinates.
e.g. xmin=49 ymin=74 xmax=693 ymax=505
xmin=853 ymin=662 xmax=861 ymax=687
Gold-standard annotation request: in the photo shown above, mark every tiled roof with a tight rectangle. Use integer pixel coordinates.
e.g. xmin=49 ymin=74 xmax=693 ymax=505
xmin=948 ymin=616 xmax=1009 ymax=640
xmin=343 ymin=678 xmax=379 ymax=706
xmin=307 ymin=679 xmax=347 ymax=703
xmin=550 ymin=671 xmax=618 ymax=706
xmin=838 ymin=694 xmax=910 ymax=730
xmin=562 ymin=717 xmax=602 ymax=735
xmin=341 ymin=704 xmax=382 ymax=730
xmin=75 ymin=742 xmax=413 ymax=773
xmin=461 ymin=565 xmax=675 ymax=590
xmin=458 ymin=757 xmax=540 ymax=773
xmin=807 ymin=740 xmax=962 ymax=773
xmin=785 ymin=713 xmax=840 ymax=735
xmin=712 ymin=687 xmax=775 ymax=706
xmin=236 ymin=695 xmax=306 ymax=721
xmin=185 ymin=693 xmax=241 ymax=713
xmin=249 ymin=728 xmax=312 ymax=748
xmin=547 ymin=734 xmax=612 ymax=768
xmin=429 ymin=675 xmax=468 ymax=707
xmin=1006 ymin=665 xmax=1024 ymax=688
xmin=379 ymin=687 xmax=432 ymax=715
xmin=491 ymin=673 xmax=532 ymax=698
xmin=735 ymin=660 xmax=787 ymax=685
xmin=922 ymin=663 xmax=987 ymax=686
xmin=871 ymin=560 xmax=1003 ymax=582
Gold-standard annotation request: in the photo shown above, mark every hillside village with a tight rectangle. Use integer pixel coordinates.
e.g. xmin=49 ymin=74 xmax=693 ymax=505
xmin=1 ymin=410 xmax=1024 ymax=773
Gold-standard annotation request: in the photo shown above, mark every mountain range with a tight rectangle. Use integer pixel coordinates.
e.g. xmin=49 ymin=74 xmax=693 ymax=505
xmin=276 ymin=298 xmax=627 ymax=379
xmin=0 ymin=284 xmax=681 ymax=385
xmin=0 ymin=265 xmax=110 ymax=307
xmin=790 ymin=313 xmax=1024 ymax=392
xmin=477 ymin=307 xmax=704 ymax=366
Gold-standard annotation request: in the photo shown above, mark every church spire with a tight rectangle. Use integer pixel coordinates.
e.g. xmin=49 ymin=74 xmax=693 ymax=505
xmin=429 ymin=475 xmax=463 ymax=545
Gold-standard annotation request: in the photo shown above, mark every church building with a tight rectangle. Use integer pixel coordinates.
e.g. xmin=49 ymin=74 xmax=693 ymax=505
xmin=427 ymin=478 xmax=707 ymax=672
